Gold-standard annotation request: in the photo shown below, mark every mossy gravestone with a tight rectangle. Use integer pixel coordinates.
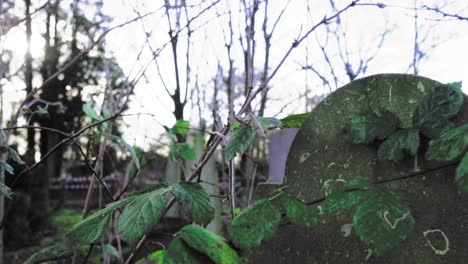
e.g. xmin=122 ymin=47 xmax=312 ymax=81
xmin=250 ymin=74 xmax=468 ymax=263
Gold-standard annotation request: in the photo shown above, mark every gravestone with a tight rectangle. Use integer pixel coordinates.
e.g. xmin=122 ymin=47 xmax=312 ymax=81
xmin=251 ymin=74 xmax=468 ymax=263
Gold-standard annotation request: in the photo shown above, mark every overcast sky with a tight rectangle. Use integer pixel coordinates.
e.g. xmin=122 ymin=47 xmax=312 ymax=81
xmin=2 ymin=0 xmax=468 ymax=150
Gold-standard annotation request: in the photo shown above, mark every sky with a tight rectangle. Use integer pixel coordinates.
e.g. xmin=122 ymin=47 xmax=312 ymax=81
xmin=2 ymin=0 xmax=468 ymax=150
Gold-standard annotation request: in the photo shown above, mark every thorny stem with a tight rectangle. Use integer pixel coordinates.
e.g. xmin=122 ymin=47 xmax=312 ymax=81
xmin=124 ymin=1 xmax=362 ymax=263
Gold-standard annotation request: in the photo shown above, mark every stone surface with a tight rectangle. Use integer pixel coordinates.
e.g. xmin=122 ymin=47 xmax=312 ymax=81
xmin=250 ymin=74 xmax=468 ymax=263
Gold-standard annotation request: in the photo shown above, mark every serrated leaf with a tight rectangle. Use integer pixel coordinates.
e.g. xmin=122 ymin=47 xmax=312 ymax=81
xmin=455 ymin=152 xmax=468 ymax=193
xmin=280 ymin=194 xmax=319 ymax=227
xmin=8 ymin=147 xmax=25 ymax=165
xmin=0 ymin=183 xmax=12 ymax=199
xmin=83 ymin=103 xmax=102 ymax=120
xmin=256 ymin=117 xmax=282 ymax=128
xmin=413 ymin=82 xmax=464 ymax=138
xmin=0 ymin=161 xmax=14 ymax=175
xmin=321 ymin=190 xmax=371 ymax=214
xmin=171 ymin=182 xmax=214 ymax=226
xmin=66 ymin=201 xmax=122 ymax=249
xmin=231 ymin=198 xmax=281 ymax=248
xmin=102 ymin=244 xmax=120 ymax=258
xmin=119 ymin=187 xmax=170 ymax=245
xmin=425 ymin=124 xmax=468 ymax=161
xmin=378 ymin=129 xmax=420 ymax=163
xmin=344 ymin=107 xmax=398 ymax=144
xmin=171 ymin=120 xmax=190 ymax=135
xmin=225 ymin=126 xmax=256 ymax=160
xmin=167 ymin=237 xmax=209 ymax=264
xmin=24 ymin=244 xmax=70 ymax=264
xmin=280 ymin=113 xmax=310 ymax=128
xmin=178 ymin=225 xmax=241 ymax=264
xmin=129 ymin=146 xmax=146 ymax=176
xmin=108 ymin=135 xmax=141 ymax=170
xmin=136 ymin=250 xmax=169 ymax=264
xmin=353 ymin=193 xmax=415 ymax=255
xmin=169 ymin=143 xmax=196 ymax=161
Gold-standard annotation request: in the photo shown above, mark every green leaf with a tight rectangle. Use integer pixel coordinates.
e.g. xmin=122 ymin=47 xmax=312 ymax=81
xmin=102 ymin=244 xmax=120 ymax=258
xmin=66 ymin=201 xmax=122 ymax=249
xmin=256 ymin=117 xmax=282 ymax=128
xmin=425 ymin=124 xmax=468 ymax=161
xmin=378 ymin=129 xmax=420 ymax=162
xmin=170 ymin=120 xmax=190 ymax=135
xmin=0 ymin=161 xmax=14 ymax=175
xmin=178 ymin=225 xmax=241 ymax=264
xmin=231 ymin=198 xmax=281 ymax=248
xmin=167 ymin=237 xmax=208 ymax=264
xmin=169 ymin=143 xmax=196 ymax=160
xmin=8 ymin=147 xmax=25 ymax=165
xmin=24 ymin=244 xmax=70 ymax=264
xmin=83 ymin=103 xmax=102 ymax=120
xmin=455 ymin=152 xmax=468 ymax=193
xmin=171 ymin=182 xmax=214 ymax=226
xmin=0 ymin=183 xmax=12 ymax=199
xmin=136 ymin=250 xmax=169 ymax=264
xmin=225 ymin=126 xmax=256 ymax=160
xmin=35 ymin=105 xmax=49 ymax=117
xmin=321 ymin=190 xmax=371 ymax=214
xmin=413 ymin=82 xmax=464 ymax=138
xmin=280 ymin=194 xmax=319 ymax=227
xmin=280 ymin=113 xmax=310 ymax=128
xmin=353 ymin=193 xmax=415 ymax=255
xmin=108 ymin=135 xmax=141 ymax=170
xmin=344 ymin=107 xmax=399 ymax=144
xmin=118 ymin=187 xmax=170 ymax=245
xmin=129 ymin=146 xmax=146 ymax=176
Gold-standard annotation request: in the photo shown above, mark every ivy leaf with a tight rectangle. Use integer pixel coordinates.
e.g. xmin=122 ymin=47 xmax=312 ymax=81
xmin=225 ymin=126 xmax=256 ymax=160
xmin=8 ymin=147 xmax=25 ymax=165
xmin=344 ymin=107 xmax=399 ymax=144
xmin=231 ymin=198 xmax=281 ymax=248
xmin=171 ymin=182 xmax=214 ymax=226
xmin=108 ymin=135 xmax=141 ymax=171
xmin=66 ymin=201 xmax=122 ymax=249
xmin=280 ymin=113 xmax=310 ymax=128
xmin=378 ymin=129 xmax=420 ymax=163
xmin=413 ymin=82 xmax=464 ymax=138
xmin=0 ymin=183 xmax=12 ymax=199
xmin=280 ymin=194 xmax=319 ymax=227
xmin=353 ymin=193 xmax=415 ymax=255
xmin=83 ymin=103 xmax=102 ymax=121
xmin=0 ymin=161 xmax=14 ymax=175
xmin=455 ymin=152 xmax=468 ymax=193
xmin=425 ymin=124 xmax=468 ymax=161
xmin=118 ymin=187 xmax=170 ymax=245
xmin=178 ymin=225 xmax=241 ymax=264
xmin=169 ymin=143 xmax=196 ymax=161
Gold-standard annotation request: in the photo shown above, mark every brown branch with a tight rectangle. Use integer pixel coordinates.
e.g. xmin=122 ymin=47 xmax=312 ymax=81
xmin=11 ymin=114 xmax=120 ymax=188
xmin=3 ymin=0 xmax=51 ymax=33
xmin=124 ymin=2 xmax=362 ymax=263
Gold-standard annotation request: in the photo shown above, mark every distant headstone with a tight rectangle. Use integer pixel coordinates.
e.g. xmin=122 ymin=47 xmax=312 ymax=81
xmin=267 ymin=128 xmax=298 ymax=183
xmin=251 ymin=74 xmax=468 ymax=263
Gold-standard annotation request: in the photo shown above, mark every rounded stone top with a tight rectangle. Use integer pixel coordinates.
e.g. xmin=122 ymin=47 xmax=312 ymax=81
xmin=251 ymin=74 xmax=468 ymax=264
